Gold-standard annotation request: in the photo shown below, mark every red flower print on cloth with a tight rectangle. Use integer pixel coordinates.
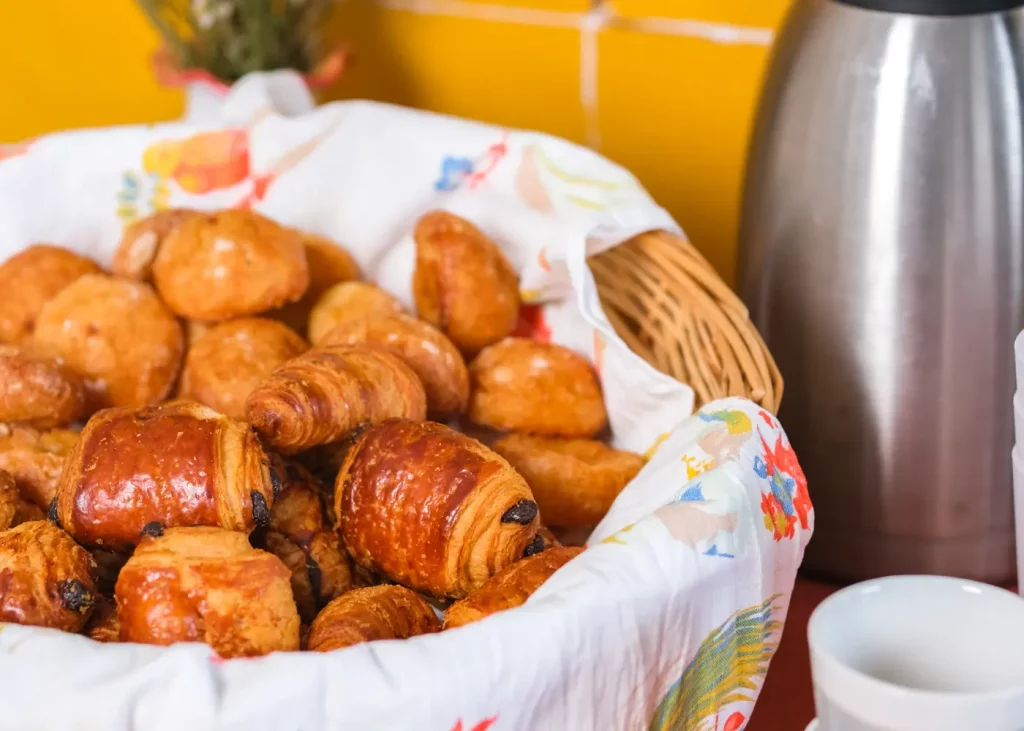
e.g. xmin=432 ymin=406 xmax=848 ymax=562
xmin=449 ymin=717 xmax=497 ymax=731
xmin=754 ymin=430 xmax=811 ymax=541
xmin=511 ymin=304 xmax=552 ymax=342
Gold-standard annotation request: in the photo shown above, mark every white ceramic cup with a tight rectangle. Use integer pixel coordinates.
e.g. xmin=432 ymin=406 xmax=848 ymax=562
xmin=808 ymin=575 xmax=1024 ymax=731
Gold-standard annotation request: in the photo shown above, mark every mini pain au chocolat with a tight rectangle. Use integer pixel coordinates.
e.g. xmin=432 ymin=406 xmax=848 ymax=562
xmin=307 ymin=585 xmax=440 ymax=653
xmin=115 ymin=526 xmax=300 ymax=657
xmin=246 ymin=344 xmax=427 ymax=454
xmin=0 ymin=520 xmax=97 ymax=632
xmin=337 ymin=419 xmax=540 ymax=598
xmin=54 ymin=401 xmax=274 ymax=551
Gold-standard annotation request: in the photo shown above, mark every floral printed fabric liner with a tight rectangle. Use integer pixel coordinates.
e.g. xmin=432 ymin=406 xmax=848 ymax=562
xmin=0 ymin=72 xmax=812 ymax=731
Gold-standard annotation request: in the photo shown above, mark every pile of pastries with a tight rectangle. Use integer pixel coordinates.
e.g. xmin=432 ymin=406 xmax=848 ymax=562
xmin=0 ymin=208 xmax=646 ymax=657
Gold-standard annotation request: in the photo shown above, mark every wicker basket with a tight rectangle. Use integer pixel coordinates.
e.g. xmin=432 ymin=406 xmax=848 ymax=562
xmin=589 ymin=230 xmax=783 ymax=414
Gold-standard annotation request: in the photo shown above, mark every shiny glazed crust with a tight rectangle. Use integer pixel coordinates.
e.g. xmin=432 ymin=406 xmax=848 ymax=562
xmin=492 ymin=434 xmax=645 ymax=527
xmin=179 ymin=318 xmax=308 ymax=421
xmin=412 ymin=211 xmax=519 ymax=355
xmin=32 ymin=274 xmax=184 ymax=411
xmin=111 ymin=209 xmax=197 ymax=281
xmin=443 ymin=546 xmax=583 ymax=629
xmin=0 ymin=245 xmax=101 ymax=345
xmin=0 ymin=346 xmax=86 ymax=427
xmin=337 ymin=420 xmax=539 ymax=598
xmin=115 ymin=527 xmax=300 ymax=657
xmin=152 ymin=210 xmax=309 ymax=321
xmin=306 ymin=584 xmax=440 ymax=652
xmin=0 ymin=520 xmax=97 ymax=632
xmin=273 ymin=233 xmax=361 ymax=334
xmin=308 ymin=282 xmax=404 ymax=345
xmin=0 ymin=469 xmax=17 ymax=531
xmin=468 ymin=338 xmax=608 ymax=437
xmin=320 ymin=313 xmax=469 ymax=417
xmin=246 ymin=344 xmax=427 ymax=454
xmin=0 ymin=425 xmax=79 ymax=509
xmin=55 ymin=401 xmax=273 ymax=551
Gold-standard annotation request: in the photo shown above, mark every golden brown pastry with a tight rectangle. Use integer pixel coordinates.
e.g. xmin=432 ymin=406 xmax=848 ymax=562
xmin=320 ymin=313 xmax=469 ymax=417
xmin=0 ymin=520 xmax=97 ymax=632
xmin=307 ymin=585 xmax=440 ymax=652
xmin=152 ymin=209 xmax=309 ymax=321
xmin=260 ymin=455 xmax=351 ymax=623
xmin=469 ymin=338 xmax=608 ymax=437
xmin=85 ymin=595 xmax=120 ymax=643
xmin=111 ymin=208 xmax=197 ymax=281
xmin=0 ymin=469 xmax=17 ymax=531
xmin=11 ymin=497 xmax=46 ymax=527
xmin=273 ymin=233 xmax=361 ymax=334
xmin=0 ymin=425 xmax=79 ymax=510
xmin=90 ymin=548 xmax=129 ymax=596
xmin=115 ymin=526 xmax=300 ymax=657
xmin=54 ymin=401 xmax=274 ymax=551
xmin=522 ymin=525 xmax=561 ymax=558
xmin=0 ymin=346 xmax=85 ymax=427
xmin=337 ymin=420 xmax=539 ymax=598
xmin=32 ymin=274 xmax=184 ymax=411
xmin=443 ymin=546 xmax=582 ymax=629
xmin=492 ymin=434 xmax=645 ymax=527
xmin=413 ymin=211 xmax=519 ymax=355
xmin=246 ymin=344 xmax=427 ymax=454
xmin=179 ymin=318 xmax=308 ymax=421
xmin=308 ymin=282 xmax=404 ymax=345
xmin=0 ymin=244 xmax=101 ymax=345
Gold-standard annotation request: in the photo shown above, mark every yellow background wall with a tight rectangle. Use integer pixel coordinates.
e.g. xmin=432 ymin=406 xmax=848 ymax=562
xmin=0 ymin=0 xmax=792 ymax=282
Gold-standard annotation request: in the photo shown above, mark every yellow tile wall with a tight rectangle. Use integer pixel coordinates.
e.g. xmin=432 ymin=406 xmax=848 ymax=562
xmin=0 ymin=0 xmax=794 ymax=284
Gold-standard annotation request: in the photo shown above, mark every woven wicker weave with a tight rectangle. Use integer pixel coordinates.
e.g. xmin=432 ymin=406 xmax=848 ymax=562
xmin=589 ymin=230 xmax=783 ymax=414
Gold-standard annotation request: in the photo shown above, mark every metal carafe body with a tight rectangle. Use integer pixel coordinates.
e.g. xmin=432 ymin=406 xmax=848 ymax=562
xmin=738 ymin=0 xmax=1024 ymax=581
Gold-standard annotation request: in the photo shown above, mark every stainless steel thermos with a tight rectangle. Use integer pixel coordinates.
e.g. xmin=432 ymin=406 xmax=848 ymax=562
xmin=738 ymin=0 xmax=1024 ymax=581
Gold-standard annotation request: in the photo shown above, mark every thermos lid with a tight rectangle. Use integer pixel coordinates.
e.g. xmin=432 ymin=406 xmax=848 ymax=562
xmin=836 ymin=0 xmax=1023 ymax=13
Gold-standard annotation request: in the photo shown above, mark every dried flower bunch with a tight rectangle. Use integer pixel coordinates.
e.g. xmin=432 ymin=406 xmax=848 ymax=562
xmin=137 ymin=0 xmax=335 ymax=82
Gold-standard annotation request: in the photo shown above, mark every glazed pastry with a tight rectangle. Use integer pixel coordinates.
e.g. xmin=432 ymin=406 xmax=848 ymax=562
xmin=0 ymin=244 xmax=101 ymax=345
xmin=273 ymin=233 xmax=361 ymax=334
xmin=412 ymin=211 xmax=519 ymax=355
xmin=307 ymin=585 xmax=440 ymax=652
xmin=0 ymin=425 xmax=79 ymax=509
xmin=0 ymin=520 xmax=97 ymax=632
xmin=337 ymin=420 xmax=539 ymax=598
xmin=111 ymin=208 xmax=197 ymax=281
xmin=84 ymin=595 xmax=120 ymax=643
xmin=152 ymin=209 xmax=309 ymax=321
xmin=179 ymin=318 xmax=308 ymax=421
xmin=469 ymin=338 xmax=608 ymax=437
xmin=184 ymin=320 xmax=212 ymax=350
xmin=11 ymin=497 xmax=46 ymax=527
xmin=246 ymin=344 xmax=427 ymax=454
xmin=115 ymin=526 xmax=300 ymax=657
xmin=523 ymin=525 xmax=561 ymax=557
xmin=0 ymin=346 xmax=85 ymax=427
xmin=492 ymin=434 xmax=645 ymax=527
xmin=32 ymin=274 xmax=184 ymax=411
xmin=0 ymin=469 xmax=17 ymax=531
xmin=443 ymin=546 xmax=582 ymax=629
xmin=308 ymin=282 xmax=404 ymax=345
xmin=260 ymin=455 xmax=351 ymax=622
xmin=320 ymin=313 xmax=469 ymax=416
xmin=54 ymin=401 xmax=274 ymax=551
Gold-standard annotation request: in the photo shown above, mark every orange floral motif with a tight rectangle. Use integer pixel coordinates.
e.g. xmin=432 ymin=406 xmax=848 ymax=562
xmin=143 ymin=129 xmax=251 ymax=195
xmin=450 ymin=717 xmax=497 ymax=731
xmin=754 ymin=430 xmax=811 ymax=542
xmin=593 ymin=330 xmax=606 ymax=378
xmin=537 ymin=247 xmax=552 ymax=272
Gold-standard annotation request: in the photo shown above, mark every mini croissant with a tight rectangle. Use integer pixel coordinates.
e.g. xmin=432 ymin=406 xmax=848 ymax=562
xmin=307 ymin=585 xmax=440 ymax=652
xmin=54 ymin=401 xmax=274 ymax=551
xmin=0 ymin=346 xmax=85 ymax=428
xmin=337 ymin=420 xmax=540 ymax=598
xmin=246 ymin=344 xmax=427 ymax=454
xmin=0 ymin=425 xmax=79 ymax=510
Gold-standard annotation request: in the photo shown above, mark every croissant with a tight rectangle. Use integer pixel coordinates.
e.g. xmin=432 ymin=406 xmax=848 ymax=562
xmin=84 ymin=595 xmax=120 ymax=643
xmin=0 ymin=244 xmax=101 ymax=346
xmin=308 ymin=282 xmax=404 ymax=345
xmin=272 ymin=233 xmax=361 ymax=335
xmin=413 ymin=211 xmax=520 ymax=355
xmin=115 ymin=526 xmax=300 ymax=657
xmin=0 ymin=520 xmax=97 ymax=632
xmin=11 ymin=497 xmax=46 ymax=527
xmin=307 ymin=585 xmax=440 ymax=652
xmin=0 ymin=425 xmax=79 ymax=510
xmin=111 ymin=208 xmax=197 ymax=281
xmin=522 ymin=525 xmax=561 ymax=558
xmin=54 ymin=401 xmax=274 ymax=551
xmin=443 ymin=546 xmax=583 ymax=629
xmin=179 ymin=318 xmax=308 ymax=421
xmin=0 ymin=346 xmax=85 ymax=427
xmin=320 ymin=313 xmax=470 ymax=416
xmin=246 ymin=344 xmax=427 ymax=454
xmin=152 ymin=209 xmax=309 ymax=321
xmin=492 ymin=434 xmax=645 ymax=527
xmin=337 ymin=420 xmax=540 ymax=598
xmin=469 ymin=338 xmax=608 ymax=437
xmin=0 ymin=469 xmax=17 ymax=532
